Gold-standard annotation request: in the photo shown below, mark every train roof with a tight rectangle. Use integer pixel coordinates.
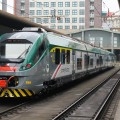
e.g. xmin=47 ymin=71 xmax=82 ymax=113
xmin=47 ymin=32 xmax=109 ymax=54
xmin=0 ymin=32 xmax=40 ymax=43
xmin=0 ymin=27 xmax=113 ymax=55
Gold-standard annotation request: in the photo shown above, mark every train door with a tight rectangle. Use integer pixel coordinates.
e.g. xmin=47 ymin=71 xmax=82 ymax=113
xmin=72 ymin=50 xmax=76 ymax=80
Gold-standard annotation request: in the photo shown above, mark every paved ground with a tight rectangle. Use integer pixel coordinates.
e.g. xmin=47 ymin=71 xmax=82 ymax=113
xmin=114 ymin=101 xmax=120 ymax=120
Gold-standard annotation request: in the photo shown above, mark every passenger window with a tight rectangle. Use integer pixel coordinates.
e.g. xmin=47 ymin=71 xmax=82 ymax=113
xmin=66 ymin=50 xmax=70 ymax=64
xmin=61 ymin=49 xmax=65 ymax=64
xmin=100 ymin=56 xmax=103 ymax=65
xmin=90 ymin=58 xmax=93 ymax=67
xmin=55 ymin=48 xmax=60 ymax=64
xmin=97 ymin=58 xmax=99 ymax=65
xmin=84 ymin=54 xmax=89 ymax=68
xmin=77 ymin=58 xmax=82 ymax=70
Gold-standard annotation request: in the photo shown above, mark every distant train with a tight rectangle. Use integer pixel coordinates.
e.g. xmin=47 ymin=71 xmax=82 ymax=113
xmin=0 ymin=27 xmax=116 ymax=97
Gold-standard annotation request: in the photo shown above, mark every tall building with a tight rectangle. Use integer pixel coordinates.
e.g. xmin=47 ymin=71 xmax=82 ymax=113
xmin=14 ymin=0 xmax=102 ymax=30
xmin=1 ymin=0 xmax=7 ymax=12
xmin=14 ymin=0 xmax=29 ymax=17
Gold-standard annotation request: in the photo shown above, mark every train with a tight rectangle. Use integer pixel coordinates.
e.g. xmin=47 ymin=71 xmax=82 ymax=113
xmin=0 ymin=27 xmax=116 ymax=97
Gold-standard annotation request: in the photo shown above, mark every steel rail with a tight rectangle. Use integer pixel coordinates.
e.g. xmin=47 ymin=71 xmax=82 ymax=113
xmin=0 ymin=100 xmax=31 ymax=118
xmin=93 ymin=76 xmax=120 ymax=120
xmin=52 ymin=68 xmax=120 ymax=120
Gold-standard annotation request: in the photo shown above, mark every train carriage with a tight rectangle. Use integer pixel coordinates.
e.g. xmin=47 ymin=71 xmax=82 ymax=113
xmin=0 ymin=27 xmax=116 ymax=97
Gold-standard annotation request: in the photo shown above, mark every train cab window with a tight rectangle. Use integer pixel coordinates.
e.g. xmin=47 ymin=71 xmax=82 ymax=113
xmin=39 ymin=41 xmax=46 ymax=56
xmin=66 ymin=50 xmax=70 ymax=64
xmin=55 ymin=48 xmax=60 ymax=64
xmin=77 ymin=58 xmax=82 ymax=70
xmin=34 ymin=41 xmax=46 ymax=63
xmin=61 ymin=49 xmax=65 ymax=64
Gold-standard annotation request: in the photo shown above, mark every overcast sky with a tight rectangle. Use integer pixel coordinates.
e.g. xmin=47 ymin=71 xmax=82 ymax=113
xmin=103 ymin=0 xmax=119 ymax=12
xmin=6 ymin=0 xmax=120 ymax=14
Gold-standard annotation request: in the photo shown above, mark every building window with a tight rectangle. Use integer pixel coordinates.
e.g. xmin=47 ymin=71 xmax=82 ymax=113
xmin=65 ymin=10 xmax=70 ymax=15
xmin=89 ymin=37 xmax=95 ymax=45
xmin=51 ymin=2 xmax=56 ymax=7
xmin=65 ymin=26 xmax=70 ymax=29
xmin=30 ymin=18 xmax=34 ymax=22
xmin=30 ymin=10 xmax=35 ymax=15
xmin=72 ymin=26 xmax=77 ymax=29
xmin=79 ymin=9 xmax=85 ymax=15
xmin=36 ymin=18 xmax=42 ymax=23
xmin=21 ymin=11 xmax=25 ymax=16
xmin=30 ymin=2 xmax=35 ymax=7
xmin=58 ymin=18 xmax=63 ymax=23
xmin=58 ymin=2 xmax=63 ymax=7
xmin=65 ymin=2 xmax=70 ymax=7
xmin=79 ymin=1 xmax=85 ymax=7
xmin=65 ymin=18 xmax=70 ymax=23
xmin=58 ymin=10 xmax=63 ymax=15
xmin=50 ymin=25 xmax=56 ymax=29
xmin=36 ymin=2 xmax=42 ymax=7
xmin=51 ymin=10 xmax=54 ymax=16
xmin=36 ymin=10 xmax=42 ymax=15
xmin=114 ymin=37 xmax=117 ymax=47
xmin=79 ymin=25 xmax=85 ymax=29
xmin=72 ymin=10 xmax=77 ymax=15
xmin=43 ymin=18 xmax=49 ymax=23
xmin=44 ymin=2 xmax=49 ymax=7
xmin=100 ymin=37 xmax=103 ymax=47
xmin=79 ymin=17 xmax=85 ymax=23
xmin=51 ymin=18 xmax=56 ymax=23
xmin=72 ymin=18 xmax=77 ymax=23
xmin=43 ymin=10 xmax=49 ymax=15
xmin=58 ymin=26 xmax=63 ymax=29
xmin=72 ymin=1 xmax=78 ymax=7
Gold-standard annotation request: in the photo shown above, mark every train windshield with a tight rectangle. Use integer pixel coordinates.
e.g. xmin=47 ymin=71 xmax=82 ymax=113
xmin=0 ymin=32 xmax=40 ymax=64
xmin=0 ymin=39 xmax=32 ymax=63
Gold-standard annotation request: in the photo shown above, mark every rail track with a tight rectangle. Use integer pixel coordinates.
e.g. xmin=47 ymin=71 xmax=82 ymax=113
xmin=0 ymin=98 xmax=32 ymax=119
xmin=0 ymin=67 xmax=119 ymax=120
xmin=52 ymin=68 xmax=120 ymax=120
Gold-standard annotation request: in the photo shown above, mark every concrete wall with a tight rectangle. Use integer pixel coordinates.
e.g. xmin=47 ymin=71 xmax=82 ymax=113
xmin=70 ymin=28 xmax=120 ymax=61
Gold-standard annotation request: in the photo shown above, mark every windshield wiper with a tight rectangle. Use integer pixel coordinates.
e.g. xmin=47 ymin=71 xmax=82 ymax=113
xmin=17 ymin=45 xmax=31 ymax=59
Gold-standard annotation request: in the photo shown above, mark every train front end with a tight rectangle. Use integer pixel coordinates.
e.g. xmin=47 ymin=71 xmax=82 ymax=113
xmin=0 ymin=29 xmax=47 ymax=97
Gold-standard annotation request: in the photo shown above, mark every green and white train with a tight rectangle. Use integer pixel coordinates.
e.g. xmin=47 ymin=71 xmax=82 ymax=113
xmin=0 ymin=27 xmax=116 ymax=97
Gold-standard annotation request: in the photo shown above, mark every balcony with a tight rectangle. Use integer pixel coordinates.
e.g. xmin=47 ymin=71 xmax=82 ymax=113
xmin=90 ymin=14 xmax=94 ymax=18
xmin=21 ymin=6 xmax=25 ymax=11
xmin=90 ymin=6 xmax=94 ymax=10
xmin=90 ymin=22 xmax=94 ymax=26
